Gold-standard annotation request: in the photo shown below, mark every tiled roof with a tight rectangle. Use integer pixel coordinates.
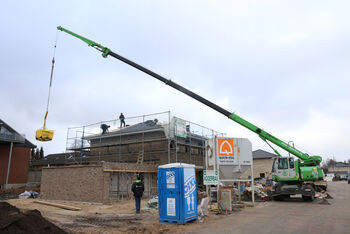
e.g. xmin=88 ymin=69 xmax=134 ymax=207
xmin=334 ymin=162 xmax=350 ymax=167
xmin=112 ymin=120 xmax=163 ymax=134
xmin=31 ymin=152 xmax=89 ymax=166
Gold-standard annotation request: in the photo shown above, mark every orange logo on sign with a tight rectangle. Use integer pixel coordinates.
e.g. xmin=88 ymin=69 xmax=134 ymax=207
xmin=218 ymin=138 xmax=234 ymax=156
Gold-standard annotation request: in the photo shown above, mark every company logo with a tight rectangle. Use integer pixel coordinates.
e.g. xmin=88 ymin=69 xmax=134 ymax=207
xmin=184 ymin=175 xmax=196 ymax=213
xmin=166 ymin=171 xmax=175 ymax=189
xmin=184 ymin=175 xmax=196 ymax=197
xmin=218 ymin=138 xmax=234 ymax=156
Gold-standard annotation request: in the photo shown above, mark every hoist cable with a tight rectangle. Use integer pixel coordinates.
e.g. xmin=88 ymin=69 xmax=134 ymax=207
xmin=43 ymin=30 xmax=59 ymax=129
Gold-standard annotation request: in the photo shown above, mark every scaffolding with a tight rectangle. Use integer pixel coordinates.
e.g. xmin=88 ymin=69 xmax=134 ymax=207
xmin=65 ymin=111 xmax=224 ymax=166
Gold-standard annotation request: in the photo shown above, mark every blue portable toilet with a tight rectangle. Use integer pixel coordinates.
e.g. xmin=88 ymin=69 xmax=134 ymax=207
xmin=158 ymin=163 xmax=197 ymax=224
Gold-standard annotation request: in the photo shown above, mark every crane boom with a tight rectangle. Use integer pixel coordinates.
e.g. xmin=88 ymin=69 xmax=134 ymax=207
xmin=57 ymin=26 xmax=322 ymax=166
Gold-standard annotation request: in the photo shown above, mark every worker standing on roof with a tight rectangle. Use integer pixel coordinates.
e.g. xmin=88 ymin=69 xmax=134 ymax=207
xmin=119 ymin=113 xmax=125 ymax=128
xmin=131 ymin=177 xmax=144 ymax=214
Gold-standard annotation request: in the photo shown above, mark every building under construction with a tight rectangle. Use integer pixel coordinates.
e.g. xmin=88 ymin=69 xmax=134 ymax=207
xmin=40 ymin=111 xmax=224 ymax=203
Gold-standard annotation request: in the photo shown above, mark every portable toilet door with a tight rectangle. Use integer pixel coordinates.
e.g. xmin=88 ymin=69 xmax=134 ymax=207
xmin=158 ymin=166 xmax=180 ymax=221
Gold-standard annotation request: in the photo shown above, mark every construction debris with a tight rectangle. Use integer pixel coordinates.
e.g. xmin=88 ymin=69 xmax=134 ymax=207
xmin=19 ymin=190 xmax=39 ymax=199
xmin=315 ymin=191 xmax=332 ymax=205
xmin=244 ymin=184 xmax=269 ymax=200
xmin=142 ymin=196 xmax=158 ymax=210
xmin=34 ymin=200 xmax=81 ymax=211
xmin=198 ymin=197 xmax=209 ymax=222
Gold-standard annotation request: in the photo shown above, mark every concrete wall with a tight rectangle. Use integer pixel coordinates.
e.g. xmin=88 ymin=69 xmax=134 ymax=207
xmin=242 ymin=158 xmax=274 ymax=179
xmin=0 ymin=144 xmax=30 ymax=186
xmin=41 ymin=165 xmax=110 ymax=203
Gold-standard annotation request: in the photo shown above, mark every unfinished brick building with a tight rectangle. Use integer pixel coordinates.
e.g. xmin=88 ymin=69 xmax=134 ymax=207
xmin=85 ymin=119 xmax=206 ymax=166
xmin=40 ymin=112 xmax=224 ymax=202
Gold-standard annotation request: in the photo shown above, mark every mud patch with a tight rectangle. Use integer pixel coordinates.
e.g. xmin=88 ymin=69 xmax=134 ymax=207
xmin=64 ymin=214 xmax=142 ymax=228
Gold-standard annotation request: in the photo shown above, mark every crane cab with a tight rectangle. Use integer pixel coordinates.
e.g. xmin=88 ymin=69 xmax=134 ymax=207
xmin=271 ymin=157 xmax=297 ymax=181
xmin=36 ymin=129 xmax=54 ymax=141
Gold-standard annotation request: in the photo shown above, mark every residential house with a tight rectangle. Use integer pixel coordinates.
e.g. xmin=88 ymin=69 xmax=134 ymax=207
xmin=242 ymin=149 xmax=277 ymax=179
xmin=0 ymin=119 xmax=35 ymax=189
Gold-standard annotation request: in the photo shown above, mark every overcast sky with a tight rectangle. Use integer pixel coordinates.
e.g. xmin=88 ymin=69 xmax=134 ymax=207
xmin=1 ymin=1 xmax=349 ymax=162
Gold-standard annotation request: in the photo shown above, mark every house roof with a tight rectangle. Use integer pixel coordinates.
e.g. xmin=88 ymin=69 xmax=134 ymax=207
xmin=114 ymin=120 xmax=163 ymax=134
xmin=333 ymin=162 xmax=350 ymax=167
xmin=0 ymin=119 xmax=36 ymax=148
xmin=85 ymin=120 xmax=163 ymax=140
xmin=253 ymin=149 xmax=277 ymax=159
xmin=31 ymin=152 xmax=90 ymax=166
xmin=85 ymin=119 xmax=208 ymax=142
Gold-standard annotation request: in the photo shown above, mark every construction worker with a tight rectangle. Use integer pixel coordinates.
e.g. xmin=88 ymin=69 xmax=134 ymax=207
xmin=131 ymin=177 xmax=144 ymax=213
xmin=100 ymin=124 xmax=110 ymax=134
xmin=119 ymin=113 xmax=125 ymax=128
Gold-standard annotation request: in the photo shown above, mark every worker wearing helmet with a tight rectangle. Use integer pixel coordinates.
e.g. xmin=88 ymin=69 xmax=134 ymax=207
xmin=131 ymin=177 xmax=144 ymax=213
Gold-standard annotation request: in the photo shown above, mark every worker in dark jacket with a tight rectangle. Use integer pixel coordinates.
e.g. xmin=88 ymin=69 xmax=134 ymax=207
xmin=119 ymin=113 xmax=125 ymax=128
xmin=131 ymin=178 xmax=144 ymax=213
xmin=100 ymin=124 xmax=110 ymax=134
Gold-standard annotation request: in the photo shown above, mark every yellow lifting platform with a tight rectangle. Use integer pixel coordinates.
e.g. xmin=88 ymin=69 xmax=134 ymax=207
xmin=36 ymin=111 xmax=54 ymax=141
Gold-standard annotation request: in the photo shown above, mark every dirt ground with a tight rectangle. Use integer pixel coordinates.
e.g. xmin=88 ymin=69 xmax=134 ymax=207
xmin=5 ymin=181 xmax=349 ymax=234
xmin=6 ymin=197 xmax=219 ymax=234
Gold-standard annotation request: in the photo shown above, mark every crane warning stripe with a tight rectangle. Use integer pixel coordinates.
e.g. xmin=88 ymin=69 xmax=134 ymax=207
xmin=218 ymin=138 xmax=234 ymax=156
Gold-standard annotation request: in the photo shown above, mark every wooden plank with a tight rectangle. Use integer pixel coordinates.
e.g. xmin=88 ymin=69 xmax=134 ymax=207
xmin=34 ymin=200 xmax=81 ymax=211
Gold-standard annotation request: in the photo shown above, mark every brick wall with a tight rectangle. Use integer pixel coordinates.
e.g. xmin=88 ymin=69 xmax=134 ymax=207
xmin=89 ymin=131 xmax=205 ymax=167
xmin=41 ymin=165 xmax=110 ymax=203
xmin=0 ymin=144 xmax=30 ymax=185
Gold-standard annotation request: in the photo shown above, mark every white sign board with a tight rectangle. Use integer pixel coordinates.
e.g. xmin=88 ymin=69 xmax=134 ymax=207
xmin=203 ymin=170 xmax=219 ymax=185
xmin=174 ymin=118 xmax=187 ymax=138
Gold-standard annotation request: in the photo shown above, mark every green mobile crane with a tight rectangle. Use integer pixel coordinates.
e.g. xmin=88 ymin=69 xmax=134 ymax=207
xmin=57 ymin=26 xmax=326 ymax=201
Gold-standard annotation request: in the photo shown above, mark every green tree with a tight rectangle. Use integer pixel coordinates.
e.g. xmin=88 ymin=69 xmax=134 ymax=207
xmin=39 ymin=146 xmax=44 ymax=159
xmin=35 ymin=148 xmax=40 ymax=161
xmin=322 ymin=158 xmax=336 ymax=170
xmin=30 ymin=148 xmax=35 ymax=161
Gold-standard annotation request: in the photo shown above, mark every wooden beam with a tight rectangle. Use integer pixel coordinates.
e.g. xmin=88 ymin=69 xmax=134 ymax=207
xmin=34 ymin=200 xmax=81 ymax=211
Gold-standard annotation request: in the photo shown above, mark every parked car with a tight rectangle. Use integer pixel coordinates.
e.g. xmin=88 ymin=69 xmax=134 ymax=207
xmin=348 ymin=172 xmax=350 ymax=184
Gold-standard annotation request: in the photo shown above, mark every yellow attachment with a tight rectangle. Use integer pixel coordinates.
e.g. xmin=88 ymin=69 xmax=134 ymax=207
xmin=36 ymin=111 xmax=54 ymax=141
xmin=36 ymin=129 xmax=54 ymax=141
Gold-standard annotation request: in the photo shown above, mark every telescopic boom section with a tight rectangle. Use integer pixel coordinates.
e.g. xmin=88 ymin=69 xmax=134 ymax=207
xmin=57 ymin=26 xmax=322 ymax=166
